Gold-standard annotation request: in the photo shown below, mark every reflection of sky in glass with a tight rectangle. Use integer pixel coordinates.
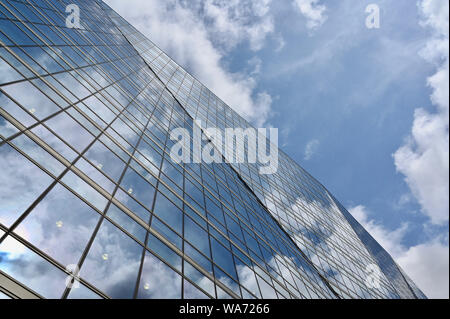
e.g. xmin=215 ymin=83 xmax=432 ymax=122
xmin=31 ymin=124 xmax=78 ymax=162
xmin=61 ymin=171 xmax=108 ymax=212
xmin=15 ymin=183 xmax=100 ymax=267
xmin=44 ymin=111 xmax=93 ymax=152
xmin=0 ymin=236 xmax=67 ymax=298
xmin=81 ymin=220 xmax=142 ymax=299
xmin=84 ymin=140 xmax=126 ymax=182
xmin=152 ymin=192 xmax=182 ymax=234
xmin=0 ymin=114 xmax=19 ymax=139
xmin=106 ymin=204 xmax=146 ymax=243
xmin=1 ymin=81 xmax=61 ymax=121
xmin=0 ymin=144 xmax=53 ymax=227
xmin=11 ymin=134 xmax=65 ymax=176
xmin=0 ymin=290 xmax=11 ymax=299
xmin=67 ymin=283 xmax=102 ymax=299
xmin=184 ymin=279 xmax=209 ymax=299
xmin=137 ymin=251 xmax=181 ymax=299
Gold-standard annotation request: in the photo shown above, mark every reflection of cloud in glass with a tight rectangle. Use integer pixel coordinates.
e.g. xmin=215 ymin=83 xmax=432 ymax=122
xmin=0 ymin=56 xmax=22 ymax=83
xmin=0 ymin=236 xmax=67 ymax=298
xmin=183 ymin=279 xmax=208 ymax=299
xmin=0 ymin=91 xmax=36 ymax=128
xmin=1 ymin=81 xmax=61 ymax=120
xmin=0 ymin=144 xmax=53 ymax=227
xmin=15 ymin=183 xmax=100 ymax=267
xmin=0 ymin=114 xmax=19 ymax=139
xmin=44 ymin=111 xmax=94 ymax=152
xmin=80 ymin=220 xmax=142 ymax=299
xmin=11 ymin=133 xmax=65 ymax=176
xmin=67 ymin=283 xmax=102 ymax=299
xmin=137 ymin=251 xmax=181 ymax=299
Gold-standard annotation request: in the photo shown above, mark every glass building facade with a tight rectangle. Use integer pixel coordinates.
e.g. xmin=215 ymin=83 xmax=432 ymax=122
xmin=0 ymin=0 xmax=426 ymax=299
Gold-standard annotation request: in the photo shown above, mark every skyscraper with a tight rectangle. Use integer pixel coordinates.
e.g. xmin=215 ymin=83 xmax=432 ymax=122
xmin=0 ymin=0 xmax=426 ymax=299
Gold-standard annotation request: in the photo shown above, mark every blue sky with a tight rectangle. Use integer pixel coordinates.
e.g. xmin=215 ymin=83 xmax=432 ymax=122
xmin=105 ymin=0 xmax=449 ymax=298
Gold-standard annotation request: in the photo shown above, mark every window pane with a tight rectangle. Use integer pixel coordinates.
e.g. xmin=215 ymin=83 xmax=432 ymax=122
xmin=0 ymin=236 xmax=67 ymax=299
xmin=81 ymin=220 xmax=143 ymax=299
xmin=137 ymin=251 xmax=181 ymax=299
xmin=61 ymin=171 xmax=108 ymax=212
xmin=14 ymin=184 xmax=100 ymax=267
xmin=67 ymin=284 xmax=102 ymax=299
xmin=183 ymin=280 xmax=209 ymax=299
xmin=0 ymin=144 xmax=53 ymax=227
xmin=106 ymin=204 xmax=146 ymax=243
xmin=152 ymin=192 xmax=182 ymax=234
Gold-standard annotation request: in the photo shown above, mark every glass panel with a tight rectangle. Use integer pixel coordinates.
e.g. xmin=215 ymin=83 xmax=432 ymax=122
xmin=67 ymin=284 xmax=102 ymax=299
xmin=45 ymin=111 xmax=93 ymax=152
xmin=183 ymin=280 xmax=209 ymax=299
xmin=184 ymin=260 xmax=215 ymax=297
xmin=31 ymin=124 xmax=78 ymax=162
xmin=81 ymin=220 xmax=143 ymax=299
xmin=1 ymin=81 xmax=61 ymax=120
xmin=0 ymin=144 xmax=53 ymax=227
xmin=75 ymin=158 xmax=115 ymax=194
xmin=257 ymin=276 xmax=277 ymax=299
xmin=11 ymin=134 xmax=65 ymax=176
xmin=0 ymin=236 xmax=67 ymax=299
xmin=211 ymin=238 xmax=238 ymax=281
xmin=147 ymin=233 xmax=181 ymax=271
xmin=14 ymin=183 xmax=100 ymax=267
xmin=106 ymin=204 xmax=146 ymax=243
xmin=0 ymin=115 xmax=19 ymax=139
xmin=61 ymin=171 xmax=108 ymax=212
xmin=137 ymin=251 xmax=181 ymax=299
xmin=184 ymin=216 xmax=210 ymax=257
xmin=84 ymin=140 xmax=125 ymax=182
xmin=152 ymin=192 xmax=182 ymax=234
xmin=120 ymin=167 xmax=156 ymax=211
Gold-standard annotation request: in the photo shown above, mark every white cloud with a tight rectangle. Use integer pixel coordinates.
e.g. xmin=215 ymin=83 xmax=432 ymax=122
xmin=104 ymin=0 xmax=273 ymax=126
xmin=292 ymin=0 xmax=327 ymax=30
xmin=275 ymin=35 xmax=286 ymax=52
xmin=397 ymin=239 xmax=449 ymax=299
xmin=349 ymin=205 xmax=449 ymax=299
xmin=350 ymin=205 xmax=409 ymax=257
xmin=304 ymin=139 xmax=319 ymax=160
xmin=248 ymin=56 xmax=262 ymax=75
xmin=393 ymin=0 xmax=449 ymax=225
xmin=203 ymin=0 xmax=274 ymax=52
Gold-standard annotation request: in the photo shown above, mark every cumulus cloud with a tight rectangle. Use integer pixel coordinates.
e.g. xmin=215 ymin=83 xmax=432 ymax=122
xmin=350 ymin=205 xmax=409 ymax=258
xmin=292 ymin=0 xmax=327 ymax=30
xmin=393 ymin=0 xmax=449 ymax=225
xmin=350 ymin=205 xmax=449 ymax=299
xmin=304 ymin=139 xmax=319 ymax=160
xmin=202 ymin=0 xmax=274 ymax=51
xmin=104 ymin=0 xmax=273 ymax=126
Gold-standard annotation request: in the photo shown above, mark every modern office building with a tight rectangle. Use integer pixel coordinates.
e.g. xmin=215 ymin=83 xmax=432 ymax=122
xmin=0 ymin=0 xmax=426 ymax=299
